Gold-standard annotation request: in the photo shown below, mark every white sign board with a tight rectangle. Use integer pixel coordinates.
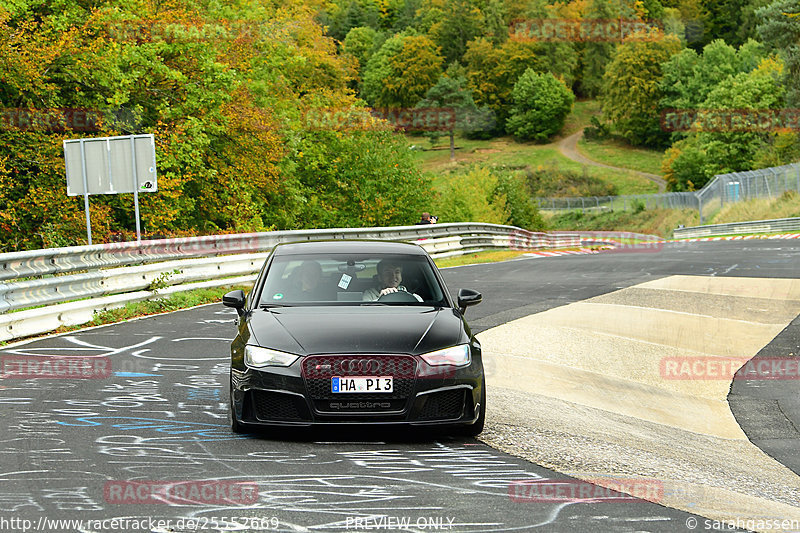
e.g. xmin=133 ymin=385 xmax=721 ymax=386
xmin=64 ymin=134 xmax=157 ymax=196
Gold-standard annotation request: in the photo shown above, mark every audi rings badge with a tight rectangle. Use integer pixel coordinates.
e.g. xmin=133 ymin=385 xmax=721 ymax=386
xmin=337 ymin=359 xmax=381 ymax=374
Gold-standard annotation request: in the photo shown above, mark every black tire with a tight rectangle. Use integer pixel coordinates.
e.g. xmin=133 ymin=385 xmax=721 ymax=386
xmin=461 ymin=379 xmax=486 ymax=436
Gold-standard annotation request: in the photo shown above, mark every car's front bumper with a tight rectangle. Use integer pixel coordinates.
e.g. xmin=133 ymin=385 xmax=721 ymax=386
xmin=230 ymin=352 xmax=484 ymax=429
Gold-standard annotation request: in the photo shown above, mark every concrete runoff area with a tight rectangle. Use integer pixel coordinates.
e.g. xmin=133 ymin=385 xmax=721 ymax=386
xmin=477 ymin=275 xmax=800 ymax=531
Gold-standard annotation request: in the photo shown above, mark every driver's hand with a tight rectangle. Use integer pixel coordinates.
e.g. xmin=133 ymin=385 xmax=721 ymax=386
xmin=379 ymin=287 xmax=399 ymax=296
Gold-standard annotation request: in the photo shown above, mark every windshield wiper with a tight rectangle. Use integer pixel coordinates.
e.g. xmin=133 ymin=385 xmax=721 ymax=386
xmin=259 ymin=303 xmax=291 ymax=309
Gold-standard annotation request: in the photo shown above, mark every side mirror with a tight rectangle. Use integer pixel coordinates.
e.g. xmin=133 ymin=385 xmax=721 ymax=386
xmin=457 ymin=288 xmax=482 ymax=314
xmin=223 ymin=289 xmax=246 ymax=316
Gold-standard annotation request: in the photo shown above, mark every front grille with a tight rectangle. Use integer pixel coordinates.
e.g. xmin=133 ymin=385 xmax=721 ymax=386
xmin=251 ymin=390 xmax=311 ymax=422
xmin=418 ymin=389 xmax=466 ymax=420
xmin=302 ymin=355 xmax=417 ymax=401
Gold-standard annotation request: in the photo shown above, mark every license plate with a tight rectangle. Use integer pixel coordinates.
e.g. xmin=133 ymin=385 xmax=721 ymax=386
xmin=332 ymin=376 xmax=393 ymax=393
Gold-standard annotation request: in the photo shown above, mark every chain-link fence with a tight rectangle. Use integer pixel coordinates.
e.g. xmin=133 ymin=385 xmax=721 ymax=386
xmin=537 ymin=162 xmax=800 ymax=223
xmin=537 ymin=192 xmax=698 ymax=212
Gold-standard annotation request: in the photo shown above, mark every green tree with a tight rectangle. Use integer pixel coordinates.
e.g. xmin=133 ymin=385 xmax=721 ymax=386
xmin=578 ymin=0 xmax=617 ymax=97
xmin=379 ymin=0 xmax=424 ymax=33
xmin=419 ymin=0 xmax=485 ymax=64
xmin=415 ymin=69 xmax=480 ymax=159
xmin=660 ymin=39 xmax=767 ymax=141
xmin=696 ymin=59 xmax=785 ymax=171
xmin=662 ymin=58 xmax=786 ymax=190
xmin=463 ymin=37 xmax=538 ymax=134
xmin=523 ymin=0 xmax=579 ymax=88
xmin=290 ymin=129 xmax=431 ymax=228
xmin=601 ymin=33 xmax=683 ymax=147
xmin=317 ymin=0 xmax=382 ymax=41
xmin=0 ymin=0 xmax=432 ymax=250
xmin=757 ymin=0 xmax=800 ymax=106
xmin=430 ymin=166 xmax=509 ymax=224
xmin=495 ymin=172 xmax=545 ymax=230
xmin=661 ymin=139 xmax=711 ymax=191
xmin=506 ymin=69 xmax=575 ymax=141
xmin=698 ymin=0 xmax=773 ymax=48
xmin=342 ymin=26 xmax=382 ymax=71
xmin=362 ymin=33 xmax=444 ymax=108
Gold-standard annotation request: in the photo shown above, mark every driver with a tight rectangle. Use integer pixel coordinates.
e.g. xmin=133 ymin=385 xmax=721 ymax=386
xmin=362 ymin=259 xmax=423 ymax=302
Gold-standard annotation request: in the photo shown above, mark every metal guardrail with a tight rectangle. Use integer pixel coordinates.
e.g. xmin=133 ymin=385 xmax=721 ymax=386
xmin=672 ymin=217 xmax=800 ymax=239
xmin=0 ymin=253 xmax=268 ymax=313
xmin=0 ymin=223 xmax=529 ymax=281
xmin=0 ymin=223 xmax=660 ymax=342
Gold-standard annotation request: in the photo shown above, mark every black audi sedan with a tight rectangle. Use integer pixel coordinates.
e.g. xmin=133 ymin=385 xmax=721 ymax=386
xmin=222 ymin=240 xmax=485 ymax=435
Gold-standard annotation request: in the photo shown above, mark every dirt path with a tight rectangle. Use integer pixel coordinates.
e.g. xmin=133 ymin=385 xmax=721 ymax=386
xmin=557 ymin=130 xmax=667 ymax=193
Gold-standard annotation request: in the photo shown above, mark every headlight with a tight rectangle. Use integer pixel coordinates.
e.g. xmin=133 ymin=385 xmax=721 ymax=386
xmin=420 ymin=344 xmax=471 ymax=367
xmin=245 ymin=345 xmax=299 ymax=368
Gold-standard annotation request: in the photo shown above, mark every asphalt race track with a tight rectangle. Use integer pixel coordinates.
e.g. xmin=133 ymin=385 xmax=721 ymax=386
xmin=1 ymin=239 xmax=798 ymax=533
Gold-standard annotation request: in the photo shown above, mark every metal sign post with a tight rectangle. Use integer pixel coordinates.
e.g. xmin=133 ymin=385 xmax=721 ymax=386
xmin=78 ymin=139 xmax=92 ymax=245
xmin=130 ymin=135 xmax=142 ymax=242
xmin=64 ymin=134 xmax=157 ymax=245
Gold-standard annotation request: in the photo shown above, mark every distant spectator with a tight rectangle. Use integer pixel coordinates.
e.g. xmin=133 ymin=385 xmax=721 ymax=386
xmin=416 ymin=212 xmax=432 ymax=225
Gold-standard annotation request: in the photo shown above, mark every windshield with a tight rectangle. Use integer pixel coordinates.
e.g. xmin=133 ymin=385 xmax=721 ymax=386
xmin=258 ymin=253 xmax=447 ymax=306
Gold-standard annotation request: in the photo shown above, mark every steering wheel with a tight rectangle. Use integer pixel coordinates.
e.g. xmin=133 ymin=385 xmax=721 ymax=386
xmin=377 ymin=289 xmax=418 ymax=303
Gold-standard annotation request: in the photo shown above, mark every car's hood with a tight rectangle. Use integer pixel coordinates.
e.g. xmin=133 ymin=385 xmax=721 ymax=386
xmin=247 ymin=306 xmax=464 ymax=355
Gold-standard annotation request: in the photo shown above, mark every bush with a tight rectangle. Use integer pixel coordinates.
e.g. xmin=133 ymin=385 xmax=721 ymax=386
xmin=524 ymin=167 xmax=617 ymax=197
xmin=430 ymin=167 xmax=509 ymax=225
xmin=582 ymin=116 xmax=611 ymax=141
xmin=506 ymin=69 xmax=575 ymax=142
xmin=494 ymin=173 xmax=546 ymax=230
xmin=430 ymin=166 xmax=546 ymax=230
xmin=290 ymin=129 xmax=431 ymax=228
xmin=662 ymin=140 xmax=711 ymax=191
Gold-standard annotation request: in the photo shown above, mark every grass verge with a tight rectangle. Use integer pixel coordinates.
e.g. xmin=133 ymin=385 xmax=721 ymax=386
xmin=712 ymin=191 xmax=800 ymax=224
xmin=434 ymin=250 xmax=531 ymax=267
xmin=577 ymin=137 xmax=666 ymax=176
xmin=411 ymin=137 xmax=657 ymax=196
xmin=545 ymin=192 xmax=800 ymax=237
xmin=545 ymin=208 xmax=700 ymax=238
xmin=562 ymin=100 xmax=601 ymax=136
